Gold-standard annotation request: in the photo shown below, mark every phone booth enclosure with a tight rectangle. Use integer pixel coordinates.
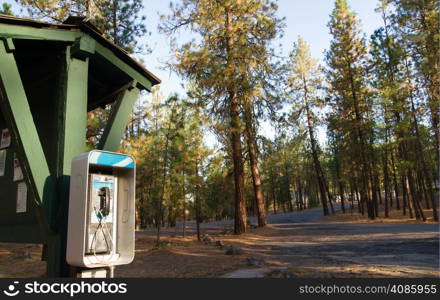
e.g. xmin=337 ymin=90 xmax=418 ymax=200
xmin=67 ymin=150 xmax=135 ymax=268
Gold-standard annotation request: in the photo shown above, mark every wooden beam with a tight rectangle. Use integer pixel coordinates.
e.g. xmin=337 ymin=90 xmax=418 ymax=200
xmin=0 ymin=40 xmax=53 ymax=208
xmin=98 ymin=86 xmax=140 ymax=152
xmin=94 ymin=43 xmax=153 ymax=91
xmin=42 ymin=46 xmax=90 ymax=278
xmin=91 ymin=81 xmax=133 ymax=109
xmin=71 ymin=35 xmax=95 ymax=60
xmin=0 ymin=23 xmax=81 ymax=42
xmin=0 ymin=23 xmax=157 ymax=91
xmin=0 ymin=39 xmax=54 ymax=238
xmin=61 ymin=48 xmax=89 ymax=174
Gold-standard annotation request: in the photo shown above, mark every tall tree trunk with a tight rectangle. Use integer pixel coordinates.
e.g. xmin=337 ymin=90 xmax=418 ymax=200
xmin=282 ymin=151 xmax=293 ymax=213
xmin=303 ymin=83 xmax=329 ymax=216
xmin=347 ymin=66 xmax=375 ymax=219
xmin=156 ymin=135 xmax=170 ymax=247
xmin=407 ymin=81 xmax=438 ymax=220
xmin=299 ymin=181 xmax=305 ymax=209
xmin=225 ymin=8 xmax=246 ymax=234
xmin=390 ymin=150 xmax=400 ymax=210
xmin=298 ymin=179 xmax=304 ymax=210
xmin=354 ymin=179 xmax=364 ymax=215
xmin=243 ymin=101 xmax=267 ymax=227
xmin=322 ymin=172 xmax=335 ymax=214
xmin=382 ymin=150 xmax=390 ymax=218
xmin=417 ymin=173 xmax=430 ymax=209
xmin=401 ymin=176 xmax=410 ymax=217
xmin=349 ymin=181 xmax=355 ymax=214
xmin=406 ymin=170 xmax=426 ymax=221
xmin=112 ymin=0 xmax=119 ymax=45
xmin=335 ymin=156 xmax=346 ymax=213
xmin=270 ymin=168 xmax=277 ymax=214
xmin=229 ymin=92 xmax=247 ymax=233
xmin=195 ymin=159 xmax=202 ymax=241
xmin=182 ymin=169 xmax=186 ymax=237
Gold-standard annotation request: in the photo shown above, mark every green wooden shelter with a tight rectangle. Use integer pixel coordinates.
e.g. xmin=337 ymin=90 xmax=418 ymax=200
xmin=0 ymin=14 xmax=160 ymax=277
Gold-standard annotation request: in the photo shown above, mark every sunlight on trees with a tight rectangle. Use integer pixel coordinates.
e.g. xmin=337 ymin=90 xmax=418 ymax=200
xmin=12 ymin=0 xmax=439 ymax=236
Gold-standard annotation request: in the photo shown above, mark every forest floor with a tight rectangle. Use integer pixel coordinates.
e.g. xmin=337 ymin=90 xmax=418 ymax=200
xmin=0 ymin=204 xmax=438 ymax=278
xmin=320 ymin=201 xmax=438 ymax=224
xmin=120 ymin=203 xmax=439 ymax=278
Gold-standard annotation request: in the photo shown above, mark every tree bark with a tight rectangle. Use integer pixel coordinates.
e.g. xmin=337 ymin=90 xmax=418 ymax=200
xmin=390 ymin=150 xmax=400 ymax=210
xmin=244 ymin=101 xmax=267 ymax=227
xmin=303 ymin=81 xmax=330 ymax=216
xmin=225 ymin=7 xmax=247 ymax=234
xmin=382 ymin=150 xmax=390 ymax=218
xmin=334 ymin=156 xmax=346 ymax=213
xmin=229 ymin=92 xmax=247 ymax=234
xmin=195 ymin=159 xmax=202 ymax=241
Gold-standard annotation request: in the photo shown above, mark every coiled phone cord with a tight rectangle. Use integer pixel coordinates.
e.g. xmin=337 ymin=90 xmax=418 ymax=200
xmin=90 ymin=208 xmax=117 ymax=264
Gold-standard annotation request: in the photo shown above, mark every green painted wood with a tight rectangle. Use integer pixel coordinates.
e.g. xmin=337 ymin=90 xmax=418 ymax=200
xmin=71 ymin=36 xmax=95 ymax=60
xmin=98 ymin=87 xmax=140 ymax=152
xmin=0 ymin=39 xmax=54 ymax=243
xmin=0 ymin=41 xmax=53 ymax=208
xmin=62 ymin=51 xmax=89 ymax=173
xmin=4 ymin=38 xmax=14 ymax=52
xmin=45 ymin=47 xmax=89 ymax=277
xmin=0 ymin=23 xmax=80 ymax=42
xmin=94 ymin=43 xmax=153 ymax=91
xmin=0 ymin=23 xmax=156 ymax=91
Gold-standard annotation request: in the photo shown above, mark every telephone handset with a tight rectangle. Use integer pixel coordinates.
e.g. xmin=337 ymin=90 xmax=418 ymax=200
xmin=98 ymin=187 xmax=111 ymax=217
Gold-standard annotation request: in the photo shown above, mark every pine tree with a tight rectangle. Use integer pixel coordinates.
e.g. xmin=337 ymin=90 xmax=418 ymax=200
xmin=243 ymin=98 xmax=267 ymax=227
xmin=389 ymin=0 xmax=440 ymax=179
xmin=326 ymin=0 xmax=375 ymax=219
xmin=288 ymin=36 xmax=333 ymax=216
xmin=161 ymin=0 xmax=283 ymax=234
xmin=369 ymin=0 xmax=434 ymax=221
xmin=0 ymin=3 xmax=13 ymax=15
xmin=15 ymin=0 xmax=149 ymax=53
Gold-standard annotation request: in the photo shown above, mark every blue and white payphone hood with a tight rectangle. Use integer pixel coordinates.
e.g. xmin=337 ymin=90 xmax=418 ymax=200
xmin=89 ymin=151 xmax=135 ymax=169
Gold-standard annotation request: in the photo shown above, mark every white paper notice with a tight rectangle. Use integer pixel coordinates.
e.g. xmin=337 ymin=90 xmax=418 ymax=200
xmin=0 ymin=150 xmax=6 ymax=176
xmin=16 ymin=182 xmax=27 ymax=213
xmin=13 ymin=155 xmax=23 ymax=181
xmin=0 ymin=128 xmax=11 ymax=149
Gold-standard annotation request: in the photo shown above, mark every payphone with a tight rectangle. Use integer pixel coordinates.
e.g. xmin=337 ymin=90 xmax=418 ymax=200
xmin=67 ymin=150 xmax=135 ymax=268
xmin=86 ymin=174 xmax=117 ymax=256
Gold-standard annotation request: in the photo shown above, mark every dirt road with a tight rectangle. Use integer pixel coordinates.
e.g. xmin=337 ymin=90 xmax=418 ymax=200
xmin=147 ymin=206 xmax=439 ymax=278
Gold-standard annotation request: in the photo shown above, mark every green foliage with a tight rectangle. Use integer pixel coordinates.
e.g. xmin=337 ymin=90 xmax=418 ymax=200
xmin=121 ymin=88 xmax=215 ymax=227
xmin=0 ymin=3 xmax=14 ymax=15
xmin=15 ymin=0 xmax=149 ymax=53
xmin=160 ymin=0 xmax=283 ymax=120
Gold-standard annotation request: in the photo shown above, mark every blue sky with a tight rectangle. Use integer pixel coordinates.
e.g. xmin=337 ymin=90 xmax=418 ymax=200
xmin=3 ymin=0 xmax=384 ymax=144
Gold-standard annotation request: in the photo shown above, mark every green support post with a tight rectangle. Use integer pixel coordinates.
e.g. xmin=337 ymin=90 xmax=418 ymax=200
xmin=98 ymin=86 xmax=140 ymax=152
xmin=0 ymin=40 xmax=89 ymax=277
xmin=0 ymin=39 xmax=53 ymax=237
xmin=46 ymin=46 xmax=89 ymax=277
xmin=62 ymin=48 xmax=89 ymax=174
